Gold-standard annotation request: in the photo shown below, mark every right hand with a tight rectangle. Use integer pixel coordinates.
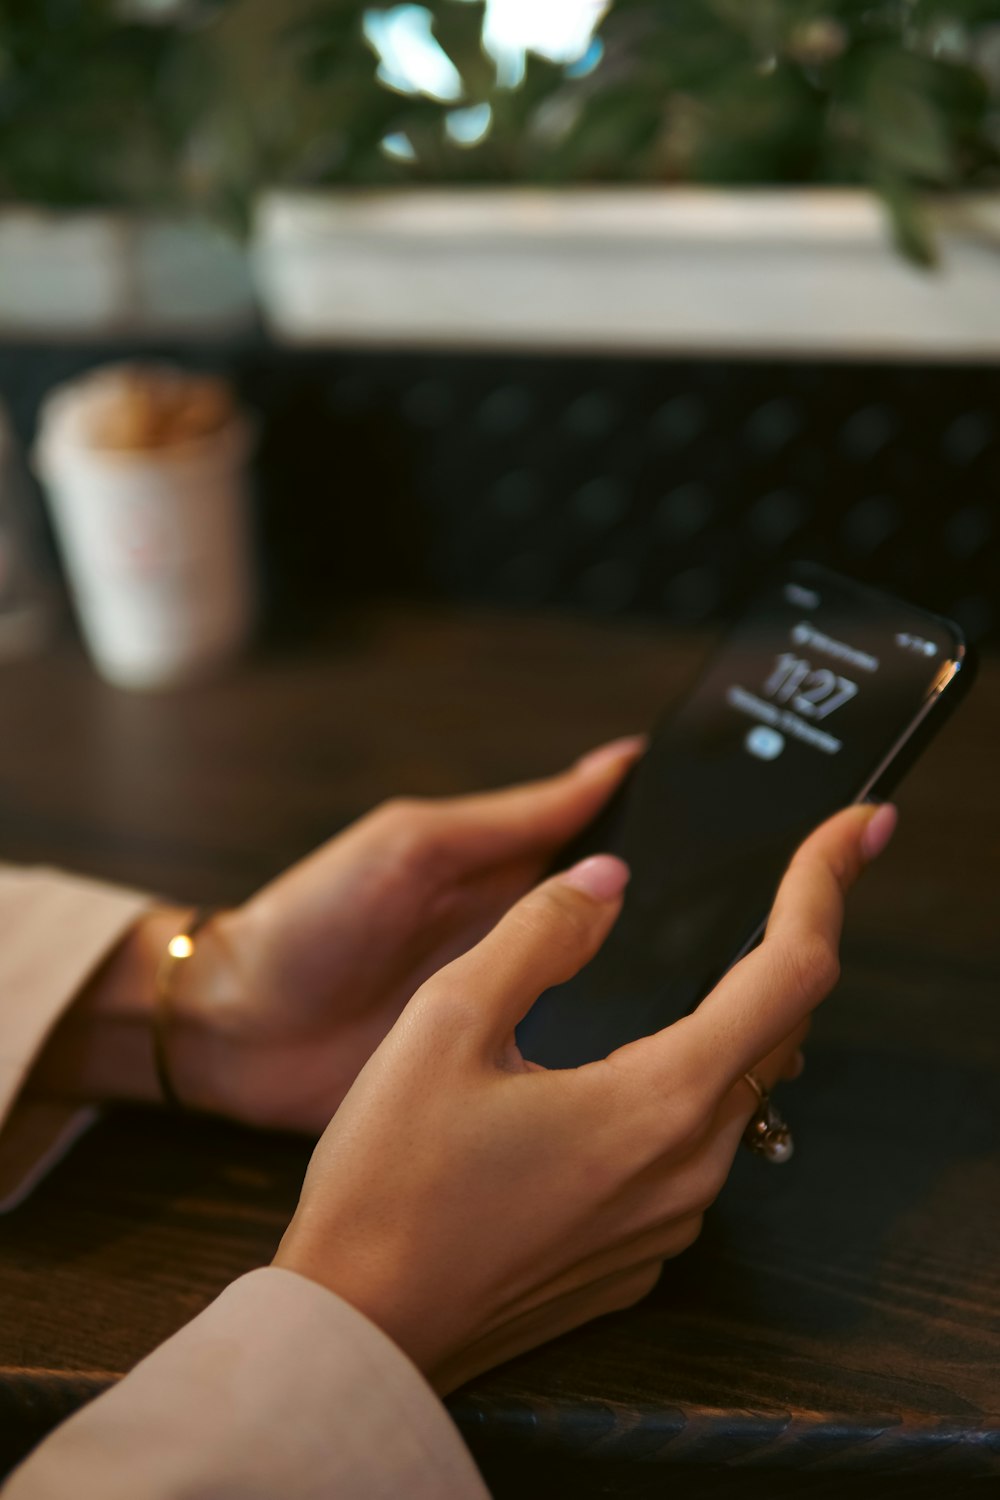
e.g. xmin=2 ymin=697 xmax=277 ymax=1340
xmin=274 ymin=802 xmax=896 ymax=1393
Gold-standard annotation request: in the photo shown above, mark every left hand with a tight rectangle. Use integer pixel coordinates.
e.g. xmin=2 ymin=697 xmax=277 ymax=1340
xmin=31 ymin=738 xmax=644 ymax=1133
xmin=176 ymin=736 xmax=645 ymax=1130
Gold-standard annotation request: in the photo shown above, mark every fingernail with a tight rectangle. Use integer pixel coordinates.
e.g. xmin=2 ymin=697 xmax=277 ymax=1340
xmin=789 ymin=1048 xmax=806 ymax=1080
xmin=575 ymin=735 xmax=648 ymax=775
xmin=861 ymin=802 xmax=898 ymax=862
xmin=560 ymin=854 xmax=631 ymax=901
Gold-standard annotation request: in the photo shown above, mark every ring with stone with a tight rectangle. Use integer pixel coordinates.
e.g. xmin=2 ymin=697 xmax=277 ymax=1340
xmin=741 ymin=1071 xmax=794 ymax=1164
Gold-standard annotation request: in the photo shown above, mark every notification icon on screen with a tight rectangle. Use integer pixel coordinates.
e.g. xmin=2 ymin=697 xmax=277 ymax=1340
xmin=745 ymin=725 xmax=785 ymax=761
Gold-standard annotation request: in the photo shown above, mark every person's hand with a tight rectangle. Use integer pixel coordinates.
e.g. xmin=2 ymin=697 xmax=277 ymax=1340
xmin=273 ymin=802 xmax=897 ymax=1393
xmin=29 ymin=739 xmax=645 ymax=1131
xmin=176 ymin=736 xmax=646 ymax=1129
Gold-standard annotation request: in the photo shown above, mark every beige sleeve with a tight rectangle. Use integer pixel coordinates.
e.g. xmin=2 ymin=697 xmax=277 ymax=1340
xmin=4 ymin=1266 xmax=490 ymax=1500
xmin=0 ymin=864 xmax=151 ymax=1210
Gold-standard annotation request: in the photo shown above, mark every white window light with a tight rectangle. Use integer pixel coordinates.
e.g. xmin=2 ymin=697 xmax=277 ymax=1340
xmin=380 ymin=130 xmax=419 ymax=161
xmin=367 ymin=0 xmax=607 ymax=161
xmin=363 ymin=5 xmax=464 ymax=102
xmin=445 ymin=102 xmax=494 ymax=146
xmin=482 ymin=0 xmax=609 ymax=87
xmin=364 ymin=1 xmax=608 ymax=97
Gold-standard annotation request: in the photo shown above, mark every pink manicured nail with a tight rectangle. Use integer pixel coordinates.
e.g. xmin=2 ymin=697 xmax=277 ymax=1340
xmin=561 ymin=854 xmax=631 ymax=901
xmin=575 ymin=735 xmax=648 ymax=774
xmin=861 ymin=802 xmax=898 ymax=862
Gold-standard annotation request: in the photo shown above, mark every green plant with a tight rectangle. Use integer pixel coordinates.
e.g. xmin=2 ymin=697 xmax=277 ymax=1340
xmin=581 ymin=0 xmax=1000 ymax=263
xmin=1 ymin=1 xmax=998 ymax=264
xmin=0 ymin=0 xmax=225 ymax=212
xmin=270 ymin=0 xmax=1000 ymax=263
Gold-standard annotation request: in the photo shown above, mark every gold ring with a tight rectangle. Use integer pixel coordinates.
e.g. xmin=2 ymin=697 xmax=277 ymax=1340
xmin=741 ymin=1071 xmax=794 ymax=1164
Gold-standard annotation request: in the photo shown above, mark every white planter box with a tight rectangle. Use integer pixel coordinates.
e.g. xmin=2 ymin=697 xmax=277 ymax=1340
xmin=0 ymin=210 xmax=255 ymax=336
xmin=254 ymin=188 xmax=1000 ymax=360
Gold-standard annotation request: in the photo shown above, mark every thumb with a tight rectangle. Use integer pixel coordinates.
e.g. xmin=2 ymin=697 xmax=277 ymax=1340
xmin=422 ymin=855 xmax=630 ymax=1049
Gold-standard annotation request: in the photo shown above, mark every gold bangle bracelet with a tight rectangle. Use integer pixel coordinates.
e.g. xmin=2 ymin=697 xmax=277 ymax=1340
xmin=153 ymin=906 xmax=216 ymax=1110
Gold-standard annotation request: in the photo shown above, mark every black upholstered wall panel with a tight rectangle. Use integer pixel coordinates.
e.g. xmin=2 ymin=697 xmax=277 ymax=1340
xmin=2 ymin=340 xmax=996 ymax=642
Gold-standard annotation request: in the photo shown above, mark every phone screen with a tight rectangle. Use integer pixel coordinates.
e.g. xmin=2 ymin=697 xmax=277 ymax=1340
xmin=515 ymin=563 xmax=967 ymax=1068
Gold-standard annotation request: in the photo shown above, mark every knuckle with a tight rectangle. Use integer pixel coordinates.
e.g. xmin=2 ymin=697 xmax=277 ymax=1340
xmin=620 ymin=1090 xmax=711 ymax=1175
xmin=618 ymin=1263 xmax=663 ymax=1306
xmin=618 ymin=1103 xmax=697 ymax=1174
xmin=372 ymin=797 xmax=451 ymax=883
xmin=410 ymin=975 xmax=473 ymax=1036
xmin=373 ymin=794 xmax=426 ymax=827
xmin=367 ymin=796 xmax=427 ymax=853
xmin=602 ymin=1273 xmax=647 ymax=1316
xmin=659 ymin=1084 xmax=714 ymax=1158
xmin=518 ymin=886 xmax=597 ymax=958
xmin=599 ymin=1029 xmax=719 ymax=1166
xmin=669 ymin=1213 xmax=704 ymax=1257
xmin=772 ymin=932 xmax=840 ymax=1007
xmin=690 ymin=1164 xmax=730 ymax=1215
xmin=653 ymin=1150 xmax=730 ymax=1223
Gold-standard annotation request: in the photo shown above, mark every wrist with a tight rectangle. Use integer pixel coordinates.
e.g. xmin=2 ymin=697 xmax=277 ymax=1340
xmin=158 ymin=907 xmax=251 ymax=1117
xmin=272 ymin=1214 xmax=463 ymax=1385
xmin=27 ymin=905 xmax=188 ymax=1107
xmin=26 ymin=904 xmax=242 ymax=1115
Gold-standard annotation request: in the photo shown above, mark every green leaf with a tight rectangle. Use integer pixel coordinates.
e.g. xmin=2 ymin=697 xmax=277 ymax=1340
xmin=874 ymin=168 xmax=939 ymax=267
xmin=856 ymin=48 xmax=955 ymax=181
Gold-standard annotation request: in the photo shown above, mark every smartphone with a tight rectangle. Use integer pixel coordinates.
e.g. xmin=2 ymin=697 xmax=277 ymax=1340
xmin=515 ymin=562 xmax=975 ymax=1069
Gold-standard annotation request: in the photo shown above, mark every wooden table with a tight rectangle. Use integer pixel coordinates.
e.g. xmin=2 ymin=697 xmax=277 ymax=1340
xmin=1 ymin=608 xmax=997 ymax=1499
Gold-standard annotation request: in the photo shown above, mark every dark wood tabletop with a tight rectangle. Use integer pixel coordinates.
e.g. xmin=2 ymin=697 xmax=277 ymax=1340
xmin=1 ymin=607 xmax=997 ymax=1500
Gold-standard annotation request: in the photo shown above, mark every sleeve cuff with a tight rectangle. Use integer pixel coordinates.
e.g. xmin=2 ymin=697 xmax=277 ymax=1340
xmin=0 ymin=865 xmax=151 ymax=1210
xmin=6 ymin=1267 xmax=490 ymax=1500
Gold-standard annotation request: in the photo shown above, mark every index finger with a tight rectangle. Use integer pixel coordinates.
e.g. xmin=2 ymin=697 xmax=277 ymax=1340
xmin=686 ymin=802 xmax=897 ymax=1093
xmin=608 ymin=802 xmax=896 ymax=1105
xmin=431 ymin=736 xmax=646 ymax=869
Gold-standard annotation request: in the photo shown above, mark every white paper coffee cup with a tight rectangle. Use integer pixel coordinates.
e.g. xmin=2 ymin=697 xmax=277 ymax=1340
xmin=35 ymin=365 xmax=256 ymax=689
